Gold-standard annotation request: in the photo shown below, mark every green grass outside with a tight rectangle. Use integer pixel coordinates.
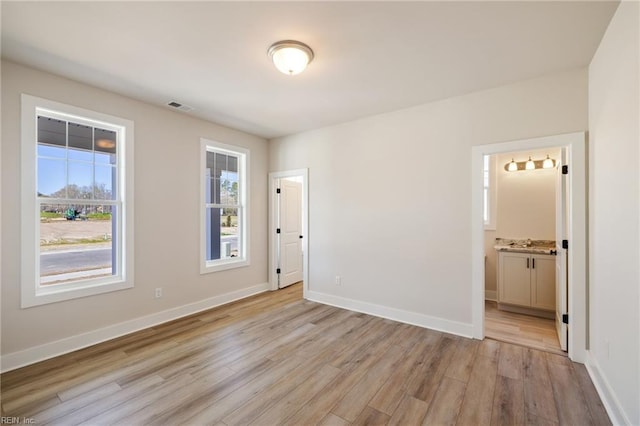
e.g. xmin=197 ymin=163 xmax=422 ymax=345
xmin=41 ymin=237 xmax=111 ymax=247
xmin=40 ymin=212 xmax=112 ymax=220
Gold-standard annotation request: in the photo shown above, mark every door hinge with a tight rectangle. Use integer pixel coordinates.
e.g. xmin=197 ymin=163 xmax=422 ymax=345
xmin=562 ymin=314 xmax=569 ymax=325
xmin=276 ymin=228 xmax=281 ymax=234
xmin=562 ymin=165 xmax=568 ymax=175
xmin=562 ymin=240 xmax=568 ymax=249
xmin=276 ymin=268 xmax=281 ymax=274
xmin=276 ymin=188 xmax=281 ymax=194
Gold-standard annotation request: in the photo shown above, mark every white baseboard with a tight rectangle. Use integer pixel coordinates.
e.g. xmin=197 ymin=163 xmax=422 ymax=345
xmin=307 ymin=290 xmax=473 ymax=338
xmin=0 ymin=283 xmax=270 ymax=373
xmin=485 ymin=290 xmax=497 ymax=301
xmin=585 ymin=351 xmax=631 ymax=426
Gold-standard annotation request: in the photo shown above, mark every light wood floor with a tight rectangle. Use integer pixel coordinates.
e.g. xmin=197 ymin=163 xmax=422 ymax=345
xmin=485 ymin=301 xmax=564 ymax=355
xmin=1 ymin=283 xmax=610 ymax=425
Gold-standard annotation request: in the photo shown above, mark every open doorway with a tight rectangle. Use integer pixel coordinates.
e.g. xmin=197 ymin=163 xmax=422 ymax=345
xmin=269 ymin=169 xmax=309 ymax=296
xmin=471 ymin=132 xmax=587 ymax=363
xmin=483 ymin=148 xmax=565 ymax=354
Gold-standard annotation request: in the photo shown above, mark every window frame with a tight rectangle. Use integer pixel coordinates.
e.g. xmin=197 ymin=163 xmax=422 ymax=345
xmin=200 ymin=138 xmax=250 ymax=274
xmin=21 ymin=94 xmax=134 ymax=308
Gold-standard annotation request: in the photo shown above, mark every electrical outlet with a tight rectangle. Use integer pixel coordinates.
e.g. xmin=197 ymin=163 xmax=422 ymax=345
xmin=335 ymin=276 xmax=342 ymax=286
xmin=155 ymin=288 xmax=163 ymax=298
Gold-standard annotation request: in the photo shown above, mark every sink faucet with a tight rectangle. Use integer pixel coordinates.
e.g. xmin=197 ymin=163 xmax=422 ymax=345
xmin=526 ymin=238 xmax=532 ymax=247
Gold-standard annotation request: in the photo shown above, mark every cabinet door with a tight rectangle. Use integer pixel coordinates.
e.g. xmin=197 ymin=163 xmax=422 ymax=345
xmin=531 ymin=254 xmax=556 ymax=311
xmin=499 ymin=252 xmax=531 ymax=306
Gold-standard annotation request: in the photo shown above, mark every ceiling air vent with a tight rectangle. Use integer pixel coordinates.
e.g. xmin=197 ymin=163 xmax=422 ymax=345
xmin=167 ymin=101 xmax=194 ymax=112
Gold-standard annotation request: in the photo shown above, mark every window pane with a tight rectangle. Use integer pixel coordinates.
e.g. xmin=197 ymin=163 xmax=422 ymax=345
xmin=38 ymin=158 xmax=66 ymax=197
xmin=220 ymin=170 xmax=239 ymax=205
xmin=40 ymin=202 xmax=114 ymax=286
xmin=68 ymin=161 xmax=94 ymax=199
xmin=205 ymin=206 xmax=221 ymax=261
xmin=38 ymin=116 xmax=66 ymax=147
xmin=95 ymin=128 xmax=117 ymax=163
xmin=221 ymin=207 xmax=240 ymax=258
xmin=95 ymin=165 xmax=116 ymax=200
xmin=38 ymin=143 xmax=66 ymax=158
xmin=205 ymin=207 xmax=241 ymax=261
xmin=68 ymin=122 xmax=93 ymax=161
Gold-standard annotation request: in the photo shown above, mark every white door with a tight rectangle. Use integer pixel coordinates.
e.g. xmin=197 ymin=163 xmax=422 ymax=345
xmin=278 ymin=179 xmax=303 ymax=288
xmin=555 ymin=150 xmax=568 ymax=351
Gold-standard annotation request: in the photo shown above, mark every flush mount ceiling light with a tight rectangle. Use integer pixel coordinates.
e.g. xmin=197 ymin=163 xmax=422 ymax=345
xmin=268 ymin=40 xmax=314 ymax=75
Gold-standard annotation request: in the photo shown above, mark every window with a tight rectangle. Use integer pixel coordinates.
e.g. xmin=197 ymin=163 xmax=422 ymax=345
xmin=483 ymin=155 xmax=490 ymax=223
xmin=483 ymin=154 xmax=497 ymax=230
xmin=21 ymin=95 xmax=134 ymax=307
xmin=200 ymin=139 xmax=249 ymax=273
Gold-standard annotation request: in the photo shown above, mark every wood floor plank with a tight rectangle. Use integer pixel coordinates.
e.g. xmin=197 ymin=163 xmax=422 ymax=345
xmin=387 ymin=394 xmax=428 ymax=426
xmin=31 ymin=381 xmax=120 ymax=424
xmin=406 ymin=335 xmax=458 ymax=404
xmin=523 ymin=348 xmax=559 ymax=423
xmin=368 ymin=337 xmax=429 ymax=415
xmin=51 ymin=374 xmax=166 ymax=425
xmin=331 ymin=344 xmax=407 ymax=422
xmin=547 ymin=357 xmax=595 ymax=426
xmin=497 ymin=342 xmax=524 ymax=380
xmin=477 ymin=338 xmax=501 ymax=360
xmin=491 ymin=375 xmax=525 ymax=426
xmin=445 ymin=337 xmax=479 ymax=383
xmin=352 ymin=406 xmax=390 ymax=426
xmin=248 ymin=364 xmax=341 ymax=425
xmin=456 ymin=355 xmax=498 ymax=426
xmin=421 ymin=377 xmax=466 ymax=426
xmin=318 ymin=413 xmax=350 ymax=426
xmin=0 ymin=283 xmax=609 ymax=426
xmin=573 ymin=363 xmax=612 ymax=426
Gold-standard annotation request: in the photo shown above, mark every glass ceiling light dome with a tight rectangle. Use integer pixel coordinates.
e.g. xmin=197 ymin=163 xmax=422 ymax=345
xmin=268 ymin=40 xmax=314 ymax=75
xmin=525 ymin=156 xmax=535 ymax=170
xmin=543 ymin=154 xmax=555 ymax=169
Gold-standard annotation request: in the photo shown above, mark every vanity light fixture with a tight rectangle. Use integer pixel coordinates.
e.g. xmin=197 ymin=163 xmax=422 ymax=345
xmin=504 ymin=155 xmax=557 ymax=172
xmin=268 ymin=40 xmax=314 ymax=75
xmin=525 ymin=156 xmax=535 ymax=170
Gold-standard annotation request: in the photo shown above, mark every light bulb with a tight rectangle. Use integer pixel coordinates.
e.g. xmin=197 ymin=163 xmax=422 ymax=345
xmin=542 ymin=155 xmax=554 ymax=169
xmin=525 ymin=156 xmax=535 ymax=170
xmin=507 ymin=159 xmax=518 ymax=172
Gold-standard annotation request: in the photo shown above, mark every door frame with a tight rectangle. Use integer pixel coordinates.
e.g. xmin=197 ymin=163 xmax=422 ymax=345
xmin=269 ymin=169 xmax=309 ymax=297
xmin=471 ymin=132 xmax=587 ymax=362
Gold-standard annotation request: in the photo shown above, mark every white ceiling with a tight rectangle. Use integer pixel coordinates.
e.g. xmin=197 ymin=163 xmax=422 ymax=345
xmin=1 ymin=1 xmax=618 ymax=139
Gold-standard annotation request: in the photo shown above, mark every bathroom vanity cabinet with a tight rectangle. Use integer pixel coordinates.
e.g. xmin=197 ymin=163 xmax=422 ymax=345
xmin=497 ymin=251 xmax=556 ymax=311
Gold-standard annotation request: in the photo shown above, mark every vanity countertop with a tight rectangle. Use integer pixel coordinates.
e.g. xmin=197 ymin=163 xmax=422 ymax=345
xmin=494 ymin=238 xmax=556 ymax=255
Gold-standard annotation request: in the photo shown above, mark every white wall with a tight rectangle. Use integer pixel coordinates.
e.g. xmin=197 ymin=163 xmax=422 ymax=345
xmin=1 ymin=61 xmax=269 ymax=365
xmin=270 ymin=68 xmax=587 ymax=332
xmin=485 ymin=148 xmax=560 ymax=293
xmin=588 ymin=2 xmax=640 ymax=424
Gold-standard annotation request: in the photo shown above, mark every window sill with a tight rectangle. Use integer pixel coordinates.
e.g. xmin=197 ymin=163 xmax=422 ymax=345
xmin=200 ymin=258 xmax=250 ymax=274
xmin=22 ymin=278 xmax=133 ymax=308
